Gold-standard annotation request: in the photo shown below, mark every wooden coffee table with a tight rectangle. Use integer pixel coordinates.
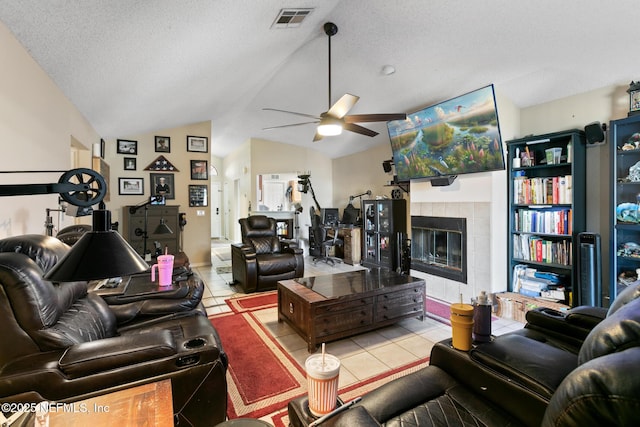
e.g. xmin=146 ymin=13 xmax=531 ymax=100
xmin=278 ymin=269 xmax=426 ymax=352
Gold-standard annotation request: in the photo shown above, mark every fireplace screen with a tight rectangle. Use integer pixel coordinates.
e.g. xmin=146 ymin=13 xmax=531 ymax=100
xmin=411 ymin=216 xmax=467 ymax=283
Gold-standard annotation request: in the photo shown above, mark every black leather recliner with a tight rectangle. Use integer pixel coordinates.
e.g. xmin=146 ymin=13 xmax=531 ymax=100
xmin=0 ymin=235 xmax=228 ymax=426
xmin=231 ymin=215 xmax=304 ymax=293
xmin=289 ymin=286 xmax=640 ymax=426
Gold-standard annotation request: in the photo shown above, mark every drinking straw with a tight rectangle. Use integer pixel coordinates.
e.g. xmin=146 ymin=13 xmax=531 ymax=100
xmin=165 ymin=246 xmax=168 ymax=255
xmin=321 ymin=343 xmax=326 ymax=370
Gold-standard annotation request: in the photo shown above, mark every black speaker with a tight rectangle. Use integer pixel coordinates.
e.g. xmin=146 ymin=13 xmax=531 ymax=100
xmin=584 ymin=122 xmax=605 ymax=144
xmin=382 ymin=160 xmax=393 ymax=173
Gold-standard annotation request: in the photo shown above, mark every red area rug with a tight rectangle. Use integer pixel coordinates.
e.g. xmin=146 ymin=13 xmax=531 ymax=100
xmin=211 ymin=291 xmax=440 ymax=422
xmin=209 ymin=310 xmax=306 ymax=419
xmin=225 ymin=290 xmax=278 ymax=313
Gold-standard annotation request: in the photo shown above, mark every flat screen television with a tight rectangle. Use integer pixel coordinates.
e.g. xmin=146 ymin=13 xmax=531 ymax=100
xmin=387 ymin=84 xmax=505 ymax=181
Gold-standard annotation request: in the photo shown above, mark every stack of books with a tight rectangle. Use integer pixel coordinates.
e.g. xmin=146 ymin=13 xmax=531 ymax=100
xmin=512 ymin=265 xmax=566 ymax=299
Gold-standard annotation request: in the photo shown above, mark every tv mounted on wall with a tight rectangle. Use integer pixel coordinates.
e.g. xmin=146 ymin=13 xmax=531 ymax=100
xmin=387 ymin=84 xmax=505 ymax=182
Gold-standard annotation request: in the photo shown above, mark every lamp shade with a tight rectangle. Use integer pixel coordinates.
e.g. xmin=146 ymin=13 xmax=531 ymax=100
xmin=154 ymin=218 xmax=173 ymax=234
xmin=44 ymin=209 xmax=148 ymax=282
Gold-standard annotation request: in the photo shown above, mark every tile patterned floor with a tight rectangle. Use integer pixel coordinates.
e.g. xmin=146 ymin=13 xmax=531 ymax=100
xmin=196 ymin=239 xmax=525 ymax=390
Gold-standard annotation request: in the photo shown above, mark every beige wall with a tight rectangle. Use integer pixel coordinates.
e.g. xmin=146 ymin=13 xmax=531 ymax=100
xmin=0 ymin=21 xmax=99 ymax=237
xmin=105 ymin=121 xmax=214 ymax=265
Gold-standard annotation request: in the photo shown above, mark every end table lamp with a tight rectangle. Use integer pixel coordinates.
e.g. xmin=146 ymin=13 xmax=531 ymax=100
xmin=0 ymin=168 xmax=148 ymax=282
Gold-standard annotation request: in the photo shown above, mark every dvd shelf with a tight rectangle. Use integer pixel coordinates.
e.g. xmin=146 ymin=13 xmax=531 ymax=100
xmin=507 ymin=129 xmax=586 ymax=306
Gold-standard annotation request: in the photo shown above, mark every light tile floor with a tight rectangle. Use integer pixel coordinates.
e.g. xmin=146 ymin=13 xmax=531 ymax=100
xmin=196 ymin=239 xmax=525 ymax=389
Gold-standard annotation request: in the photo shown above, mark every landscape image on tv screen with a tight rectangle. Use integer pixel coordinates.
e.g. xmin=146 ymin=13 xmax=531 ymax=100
xmin=387 ymin=84 xmax=505 ymax=181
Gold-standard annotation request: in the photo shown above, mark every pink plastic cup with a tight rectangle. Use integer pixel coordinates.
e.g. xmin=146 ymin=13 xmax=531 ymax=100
xmin=151 ymin=254 xmax=174 ymax=286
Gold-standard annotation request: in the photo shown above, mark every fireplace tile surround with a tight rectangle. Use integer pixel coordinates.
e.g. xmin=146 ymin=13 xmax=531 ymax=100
xmin=409 ymin=201 xmax=491 ymax=304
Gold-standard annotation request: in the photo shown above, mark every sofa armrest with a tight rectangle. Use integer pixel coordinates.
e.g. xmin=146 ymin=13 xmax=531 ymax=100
xmin=283 ymin=246 xmax=303 ymax=256
xmin=232 ymin=242 xmax=256 ymax=259
xmin=525 ymin=306 xmax=607 ymax=341
xmin=565 ymin=305 xmax=607 ymax=329
xmin=58 ymin=330 xmax=176 ymax=379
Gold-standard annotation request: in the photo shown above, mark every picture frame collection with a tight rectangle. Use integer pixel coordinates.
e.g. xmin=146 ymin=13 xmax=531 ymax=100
xmin=116 ymin=136 xmax=209 ymax=206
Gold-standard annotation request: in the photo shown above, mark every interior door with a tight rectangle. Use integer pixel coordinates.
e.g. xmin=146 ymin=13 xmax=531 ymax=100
xmin=210 ymin=181 xmax=222 ymax=238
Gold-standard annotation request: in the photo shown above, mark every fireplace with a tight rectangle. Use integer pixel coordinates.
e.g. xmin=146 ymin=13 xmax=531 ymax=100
xmin=411 ymin=216 xmax=467 ymax=283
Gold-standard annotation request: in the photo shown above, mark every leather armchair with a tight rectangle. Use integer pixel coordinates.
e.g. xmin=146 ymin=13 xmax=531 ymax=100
xmin=0 ymin=235 xmax=228 ymax=426
xmin=231 ymin=215 xmax=304 ymax=293
xmin=55 ymin=224 xmax=91 ymax=246
xmin=289 ymin=290 xmax=640 ymax=427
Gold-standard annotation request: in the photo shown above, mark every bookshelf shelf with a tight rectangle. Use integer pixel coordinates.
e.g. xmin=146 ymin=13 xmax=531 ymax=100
xmin=507 ymin=129 xmax=586 ymax=307
xmin=610 ymin=114 xmax=640 ymax=304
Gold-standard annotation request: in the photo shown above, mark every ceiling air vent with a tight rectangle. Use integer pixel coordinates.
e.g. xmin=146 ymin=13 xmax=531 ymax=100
xmin=271 ymin=8 xmax=313 ymax=29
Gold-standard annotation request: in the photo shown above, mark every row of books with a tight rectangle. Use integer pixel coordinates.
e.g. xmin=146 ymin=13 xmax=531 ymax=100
xmin=512 ymin=264 xmax=567 ymax=299
xmin=513 ymin=234 xmax=572 ymax=266
xmin=514 ymin=208 xmax=573 ymax=235
xmin=513 ymin=175 xmax=572 ymax=205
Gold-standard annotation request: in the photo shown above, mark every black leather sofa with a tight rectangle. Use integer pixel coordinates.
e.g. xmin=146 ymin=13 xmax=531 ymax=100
xmin=289 ymin=284 xmax=640 ymax=426
xmin=0 ymin=234 xmax=228 ymax=426
xmin=231 ymin=215 xmax=304 ymax=293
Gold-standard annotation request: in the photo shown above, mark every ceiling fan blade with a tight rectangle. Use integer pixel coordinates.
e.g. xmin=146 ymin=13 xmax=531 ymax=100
xmin=313 ymin=132 xmax=324 ymax=142
xmin=344 ymin=113 xmax=407 ymax=123
xmin=263 ymin=108 xmax=320 ymax=120
xmin=326 ymin=94 xmax=359 ymax=119
xmin=344 ymin=123 xmax=379 ymax=137
xmin=263 ymin=121 xmax=319 ymax=130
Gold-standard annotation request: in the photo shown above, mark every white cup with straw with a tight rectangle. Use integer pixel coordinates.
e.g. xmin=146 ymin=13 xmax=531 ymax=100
xmin=305 ymin=343 xmax=341 ymax=417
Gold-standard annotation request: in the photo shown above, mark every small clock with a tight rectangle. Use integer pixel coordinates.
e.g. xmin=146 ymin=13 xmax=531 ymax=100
xmin=391 ymin=188 xmax=403 ymax=199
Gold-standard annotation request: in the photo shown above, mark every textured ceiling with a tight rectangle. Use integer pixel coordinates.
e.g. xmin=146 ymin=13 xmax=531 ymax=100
xmin=0 ymin=0 xmax=638 ymax=159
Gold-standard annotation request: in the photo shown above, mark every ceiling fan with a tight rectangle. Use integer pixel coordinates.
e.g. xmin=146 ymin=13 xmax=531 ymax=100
xmin=263 ymin=22 xmax=407 ymax=142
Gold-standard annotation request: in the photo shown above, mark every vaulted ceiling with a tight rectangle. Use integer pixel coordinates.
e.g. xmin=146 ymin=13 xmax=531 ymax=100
xmin=1 ymin=1 xmax=637 ymax=159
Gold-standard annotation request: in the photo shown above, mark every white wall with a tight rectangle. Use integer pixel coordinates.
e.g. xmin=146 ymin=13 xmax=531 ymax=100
xmin=0 ymin=21 xmax=99 ymax=237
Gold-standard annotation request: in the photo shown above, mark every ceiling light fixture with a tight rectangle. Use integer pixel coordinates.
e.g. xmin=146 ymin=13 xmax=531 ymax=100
xmin=317 ymin=117 xmax=343 ymax=136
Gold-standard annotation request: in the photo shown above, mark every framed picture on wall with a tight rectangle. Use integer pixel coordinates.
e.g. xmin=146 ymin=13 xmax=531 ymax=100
xmin=186 ymin=135 xmax=208 ymax=153
xmin=117 ymin=139 xmax=137 ymax=155
xmin=118 ymin=177 xmax=144 ymax=195
xmin=150 ymin=173 xmax=175 ymax=200
xmin=155 ymin=136 xmax=171 ymax=152
xmin=189 ymin=185 xmax=208 ymax=207
xmin=124 ymin=157 xmax=136 ymax=170
xmin=190 ymin=160 xmax=208 ymax=180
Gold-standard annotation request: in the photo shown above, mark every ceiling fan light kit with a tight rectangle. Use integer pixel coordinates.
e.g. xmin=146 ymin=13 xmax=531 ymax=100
xmin=317 ymin=116 xmax=343 ymax=136
xmin=264 ymin=22 xmax=406 ymax=142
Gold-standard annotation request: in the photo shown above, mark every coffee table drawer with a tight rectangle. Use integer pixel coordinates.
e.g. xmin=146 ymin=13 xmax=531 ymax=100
xmin=316 ymin=306 xmax=373 ymax=337
xmin=376 ymin=288 xmax=424 ymax=321
xmin=314 ymin=297 xmax=373 ymax=315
